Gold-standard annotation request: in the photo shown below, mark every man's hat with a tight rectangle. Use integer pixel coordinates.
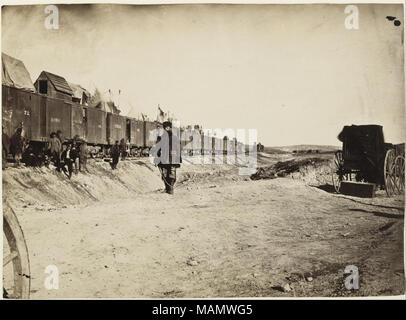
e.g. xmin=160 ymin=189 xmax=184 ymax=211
xmin=162 ymin=121 xmax=172 ymax=128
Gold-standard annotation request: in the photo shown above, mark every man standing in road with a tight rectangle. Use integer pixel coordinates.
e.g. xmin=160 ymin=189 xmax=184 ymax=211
xmin=151 ymin=121 xmax=182 ymax=195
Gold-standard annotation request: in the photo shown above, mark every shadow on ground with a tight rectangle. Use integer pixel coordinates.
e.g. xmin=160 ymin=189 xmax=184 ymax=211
xmin=349 ymin=208 xmax=404 ymax=219
xmin=314 ymin=184 xmax=336 ymax=194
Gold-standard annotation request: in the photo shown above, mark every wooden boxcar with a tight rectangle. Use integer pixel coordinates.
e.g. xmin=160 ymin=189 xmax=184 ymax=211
xmin=3 ymin=86 xmax=92 ymax=144
xmin=86 ymin=107 xmax=106 ymax=145
xmin=126 ymin=118 xmax=144 ymax=147
xmin=144 ymin=121 xmax=160 ymax=148
xmin=223 ymin=136 xmax=229 ymax=155
xmin=46 ymin=98 xmax=72 ymax=141
xmin=191 ymin=129 xmax=202 ymax=155
xmin=106 ymin=113 xmax=126 ymax=145
xmin=180 ymin=127 xmax=195 ymax=155
xmin=200 ymin=131 xmax=205 ymax=154
xmin=71 ymin=103 xmax=87 ymax=141
xmin=3 ymin=86 xmax=36 ymax=141
xmin=212 ymin=137 xmax=223 ymax=155
xmin=179 ymin=128 xmax=186 ymax=151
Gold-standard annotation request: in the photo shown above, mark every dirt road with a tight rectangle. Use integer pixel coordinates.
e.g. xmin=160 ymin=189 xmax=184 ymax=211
xmin=3 ymin=159 xmax=404 ymax=298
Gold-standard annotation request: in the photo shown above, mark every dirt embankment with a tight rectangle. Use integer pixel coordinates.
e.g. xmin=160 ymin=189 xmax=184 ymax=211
xmin=0 ymin=153 xmax=352 ymax=209
xmin=252 ymin=153 xmax=334 ymax=186
xmin=2 ymin=159 xmax=164 ymax=209
xmin=2 ymin=157 xmax=251 ymax=209
xmin=251 ymin=157 xmax=331 ymax=179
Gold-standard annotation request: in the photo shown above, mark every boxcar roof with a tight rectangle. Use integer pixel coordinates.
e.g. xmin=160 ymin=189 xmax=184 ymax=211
xmin=2 ymin=52 xmax=35 ymax=92
xmin=68 ymin=82 xmax=90 ymax=100
xmin=40 ymin=71 xmax=73 ymax=95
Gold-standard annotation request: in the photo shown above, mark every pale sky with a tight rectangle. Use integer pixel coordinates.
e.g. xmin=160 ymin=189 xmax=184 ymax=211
xmin=2 ymin=4 xmax=405 ymax=146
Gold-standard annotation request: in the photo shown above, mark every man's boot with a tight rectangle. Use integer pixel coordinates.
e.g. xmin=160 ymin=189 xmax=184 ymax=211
xmin=168 ymin=179 xmax=174 ymax=195
xmin=168 ymin=185 xmax=174 ymax=195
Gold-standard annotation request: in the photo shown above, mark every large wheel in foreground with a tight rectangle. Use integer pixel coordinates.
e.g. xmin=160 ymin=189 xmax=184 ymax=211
xmin=384 ymin=149 xmax=397 ymax=197
xmin=394 ymin=155 xmax=405 ymax=194
xmin=332 ymin=150 xmax=349 ymax=193
xmin=3 ymin=202 xmax=30 ymax=299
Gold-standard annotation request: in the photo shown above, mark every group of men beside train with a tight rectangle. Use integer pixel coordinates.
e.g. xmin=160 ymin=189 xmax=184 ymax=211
xmin=48 ymin=130 xmax=89 ymax=179
xmin=2 ymin=125 xmax=25 ymax=168
xmin=2 ymin=125 xmax=90 ymax=179
xmin=2 ymin=120 xmax=182 ymax=194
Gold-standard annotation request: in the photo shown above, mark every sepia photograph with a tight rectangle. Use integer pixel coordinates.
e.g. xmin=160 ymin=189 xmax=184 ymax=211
xmin=1 ymin=1 xmax=405 ymax=300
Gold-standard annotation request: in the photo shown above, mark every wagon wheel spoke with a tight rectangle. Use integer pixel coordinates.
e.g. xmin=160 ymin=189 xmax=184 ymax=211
xmin=386 ymin=172 xmax=396 ymax=195
xmin=399 ymin=157 xmax=405 ymax=191
xmin=384 ymin=149 xmax=398 ymax=197
xmin=391 ymin=157 xmax=400 ymax=194
xmin=394 ymin=156 xmax=405 ymax=194
xmin=3 ymin=251 xmax=19 ymax=267
xmin=393 ymin=175 xmax=401 ymax=194
xmin=332 ymin=151 xmax=344 ymax=193
xmin=398 ymin=157 xmax=404 ymax=192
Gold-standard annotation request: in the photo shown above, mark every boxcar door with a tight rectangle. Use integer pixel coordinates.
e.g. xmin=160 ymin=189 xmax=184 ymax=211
xmin=83 ymin=107 xmax=88 ymax=141
xmin=39 ymin=95 xmax=47 ymax=140
xmin=29 ymin=93 xmax=46 ymax=142
xmin=47 ymin=98 xmax=71 ymax=141
xmin=134 ymin=120 xmax=144 ymax=147
xmin=106 ymin=113 xmax=112 ymax=145
xmin=71 ymin=103 xmax=85 ymax=140
xmin=145 ymin=121 xmax=159 ymax=147
xmin=126 ymin=118 xmax=132 ymax=144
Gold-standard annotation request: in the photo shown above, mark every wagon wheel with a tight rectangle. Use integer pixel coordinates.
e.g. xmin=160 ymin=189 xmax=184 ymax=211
xmin=394 ymin=155 xmax=405 ymax=194
xmin=3 ymin=201 xmax=31 ymax=299
xmin=331 ymin=150 xmax=349 ymax=193
xmin=384 ymin=149 xmax=397 ymax=197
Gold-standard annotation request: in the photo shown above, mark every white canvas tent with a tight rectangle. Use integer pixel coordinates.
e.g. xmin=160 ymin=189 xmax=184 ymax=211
xmin=113 ymin=91 xmax=136 ymax=117
xmin=89 ymin=88 xmax=138 ymax=117
xmin=68 ymin=82 xmax=91 ymax=105
xmin=90 ymin=89 xmax=121 ymax=114
xmin=2 ymin=52 xmax=35 ymax=92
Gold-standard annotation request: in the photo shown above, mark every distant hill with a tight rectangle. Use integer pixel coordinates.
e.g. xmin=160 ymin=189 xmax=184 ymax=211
xmin=262 ymin=147 xmax=290 ymax=154
xmin=264 ymin=144 xmax=340 ymax=154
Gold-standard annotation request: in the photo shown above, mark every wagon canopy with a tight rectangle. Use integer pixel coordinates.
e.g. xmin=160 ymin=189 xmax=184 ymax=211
xmin=2 ymin=52 xmax=35 ymax=92
xmin=338 ymin=124 xmax=384 ymax=144
xmin=338 ymin=124 xmax=386 ymax=169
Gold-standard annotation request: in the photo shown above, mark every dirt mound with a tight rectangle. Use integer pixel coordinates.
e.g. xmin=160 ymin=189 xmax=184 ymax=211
xmin=251 ymin=157 xmax=333 ymax=185
xmin=2 ymin=159 xmax=163 ymax=209
xmin=177 ymin=165 xmax=250 ymax=186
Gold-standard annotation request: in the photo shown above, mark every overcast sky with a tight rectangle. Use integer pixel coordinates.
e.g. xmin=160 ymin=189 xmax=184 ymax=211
xmin=2 ymin=4 xmax=405 ymax=146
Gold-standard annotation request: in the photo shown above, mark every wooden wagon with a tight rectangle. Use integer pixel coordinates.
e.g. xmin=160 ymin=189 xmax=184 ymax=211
xmin=332 ymin=125 xmax=405 ymax=197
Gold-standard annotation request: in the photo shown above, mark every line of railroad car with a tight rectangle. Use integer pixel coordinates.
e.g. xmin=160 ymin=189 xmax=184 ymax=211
xmin=2 ymin=53 xmax=247 ymax=160
xmin=2 ymin=84 xmax=162 ymax=156
xmin=2 ymin=84 xmax=244 ymax=159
